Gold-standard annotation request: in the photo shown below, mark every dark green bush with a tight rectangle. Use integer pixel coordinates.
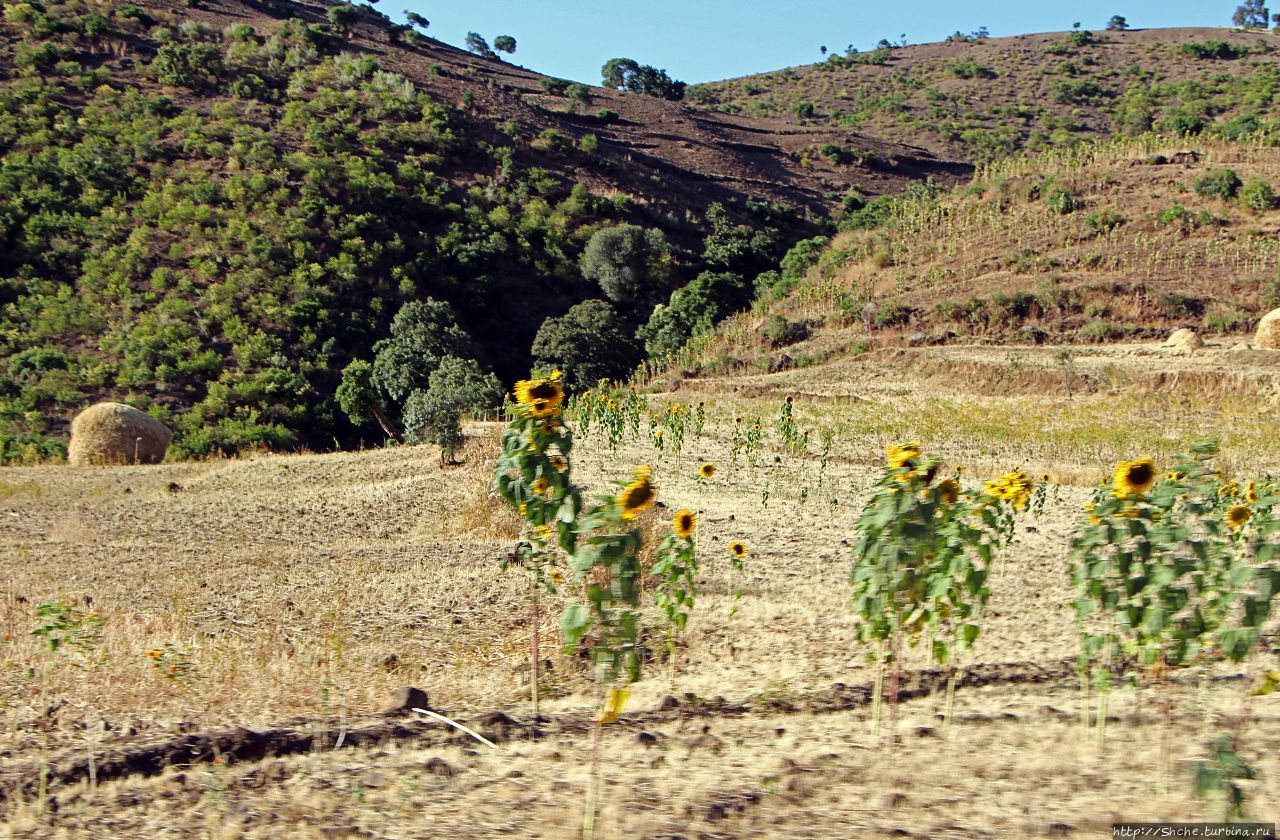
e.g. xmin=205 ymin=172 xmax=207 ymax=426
xmin=1195 ymin=168 xmax=1243 ymax=201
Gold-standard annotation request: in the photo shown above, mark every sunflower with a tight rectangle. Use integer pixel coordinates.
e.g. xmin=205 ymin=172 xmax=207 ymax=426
xmin=1246 ymin=481 xmax=1258 ymax=503
xmin=618 ymin=472 xmax=657 ymax=519
xmin=1226 ymin=504 xmax=1252 ymax=530
xmin=699 ymin=462 xmax=717 ymax=479
xmin=985 ymin=471 xmax=1033 ymax=510
xmin=728 ymin=540 xmax=748 ymax=559
xmin=1219 ymin=480 xmax=1238 ymax=498
xmin=535 ymin=524 xmax=553 ymax=542
xmin=513 ymin=377 xmax=564 ymax=418
xmin=886 ymin=441 xmax=921 ymax=470
xmin=937 ymin=478 xmax=960 ymax=506
xmin=549 ymin=454 xmax=567 ymax=472
xmin=531 ymin=477 xmax=548 ymax=495
xmin=673 ymin=508 xmax=696 ymax=539
xmin=1112 ymin=457 xmax=1156 ymax=500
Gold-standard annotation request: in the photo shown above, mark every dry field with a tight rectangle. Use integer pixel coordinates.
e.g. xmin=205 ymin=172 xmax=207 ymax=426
xmin=2 ymin=341 xmax=1280 ymax=838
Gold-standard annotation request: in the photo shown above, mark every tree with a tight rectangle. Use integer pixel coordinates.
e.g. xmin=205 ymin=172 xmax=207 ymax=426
xmin=1106 ymin=15 xmax=1128 ymax=30
xmin=1234 ymin=0 xmax=1270 ymax=27
xmin=370 ymin=299 xmax=476 ymax=403
xmin=637 ymin=271 xmax=750 ymax=360
xmin=531 ymin=300 xmax=640 ymax=390
xmin=402 ymin=356 xmax=503 ymax=463
xmin=701 ymin=202 xmax=782 ymax=278
xmin=579 ymin=225 xmax=672 ymax=307
xmin=493 ymin=35 xmax=517 ymax=55
xmin=337 ymin=360 xmax=404 ymax=443
xmin=465 ymin=31 xmax=496 ymax=58
xmin=327 ymin=4 xmax=359 ymax=36
xmin=600 ymin=58 xmax=686 ymax=100
xmin=404 ymin=10 xmax=429 ymax=30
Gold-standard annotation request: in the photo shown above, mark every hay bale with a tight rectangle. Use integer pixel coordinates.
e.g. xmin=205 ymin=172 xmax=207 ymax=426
xmin=1163 ymin=328 xmax=1204 ymax=353
xmin=1256 ymin=309 xmax=1280 ymax=350
xmin=68 ymin=402 xmax=172 ymax=466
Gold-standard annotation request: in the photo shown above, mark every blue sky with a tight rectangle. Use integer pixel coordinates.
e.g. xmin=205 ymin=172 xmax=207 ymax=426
xmin=401 ymin=0 xmax=1233 ymax=85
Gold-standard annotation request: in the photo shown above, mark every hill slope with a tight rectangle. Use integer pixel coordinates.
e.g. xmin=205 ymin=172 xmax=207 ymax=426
xmin=0 ymin=0 xmax=965 ymax=461
xmin=659 ymin=136 xmax=1280 ymax=378
xmin=691 ymin=27 xmax=1280 ymax=163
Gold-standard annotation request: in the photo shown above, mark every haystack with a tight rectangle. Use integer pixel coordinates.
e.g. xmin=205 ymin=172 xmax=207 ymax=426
xmin=68 ymin=402 xmax=172 ymax=466
xmin=1255 ymin=309 xmax=1280 ymax=349
xmin=1163 ymin=328 xmax=1203 ymax=353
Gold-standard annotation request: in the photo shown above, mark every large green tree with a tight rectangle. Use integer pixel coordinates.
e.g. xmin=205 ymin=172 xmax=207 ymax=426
xmin=579 ymin=225 xmax=672 ymax=308
xmin=531 ymin=300 xmax=639 ymax=389
xmin=403 ymin=355 xmax=503 ymax=462
xmin=370 ymin=299 xmax=477 ymax=403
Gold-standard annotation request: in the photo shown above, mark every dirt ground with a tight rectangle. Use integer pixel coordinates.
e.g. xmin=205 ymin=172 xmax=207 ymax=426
xmin=2 ymin=341 xmax=1279 ymax=837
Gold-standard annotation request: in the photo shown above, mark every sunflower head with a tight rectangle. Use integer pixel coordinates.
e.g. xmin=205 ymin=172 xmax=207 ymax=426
xmin=513 ymin=378 xmax=564 ymax=418
xmin=886 ymin=441 xmax=922 ymax=470
xmin=699 ymin=462 xmax=716 ymax=479
xmin=531 ymin=477 xmax=548 ymax=495
xmin=673 ymin=508 xmax=696 ymax=539
xmin=728 ymin=540 xmax=748 ymax=559
xmin=937 ymin=478 xmax=960 ymax=506
xmin=1246 ymin=481 xmax=1258 ymax=503
xmin=1112 ymin=457 xmax=1156 ymax=500
xmin=617 ymin=473 xmax=657 ymax=520
xmin=1227 ymin=504 xmax=1252 ymax=530
xmin=549 ymin=454 xmax=567 ymax=472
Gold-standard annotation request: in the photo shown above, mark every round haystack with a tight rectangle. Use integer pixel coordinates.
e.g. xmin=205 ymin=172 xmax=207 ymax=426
xmin=1163 ymin=328 xmax=1204 ymax=353
xmin=1256 ymin=309 xmax=1280 ymax=349
xmin=68 ymin=402 xmax=172 ymax=466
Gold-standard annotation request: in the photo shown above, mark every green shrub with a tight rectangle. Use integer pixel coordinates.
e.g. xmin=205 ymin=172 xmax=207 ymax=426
xmin=762 ymin=314 xmax=807 ymax=347
xmin=1240 ymin=178 xmax=1274 ymax=211
xmin=1178 ymin=40 xmax=1242 ymax=60
xmin=638 ymin=271 xmax=749 ymax=359
xmin=950 ymin=59 xmax=995 ymax=79
xmin=1085 ymin=209 xmax=1125 ymax=231
xmin=1195 ymin=168 xmax=1243 ymax=201
xmin=1202 ymin=304 xmax=1251 ymax=333
xmin=874 ymin=300 xmax=915 ymax=328
xmin=149 ymin=42 xmax=223 ymax=87
xmin=531 ymin=128 xmax=572 ymax=152
xmin=1079 ymin=319 xmax=1129 ymax=341
xmin=1050 ymin=79 xmax=1103 ymax=104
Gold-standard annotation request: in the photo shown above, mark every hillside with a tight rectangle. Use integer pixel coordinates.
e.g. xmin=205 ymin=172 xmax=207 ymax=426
xmin=0 ymin=0 xmax=965 ymax=462
xmin=690 ymin=27 xmax=1280 ymax=163
xmin=659 ymin=136 xmax=1280 ymax=378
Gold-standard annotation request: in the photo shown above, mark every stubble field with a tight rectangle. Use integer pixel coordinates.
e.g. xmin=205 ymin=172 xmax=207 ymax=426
xmin=1 ymin=340 xmax=1278 ymax=838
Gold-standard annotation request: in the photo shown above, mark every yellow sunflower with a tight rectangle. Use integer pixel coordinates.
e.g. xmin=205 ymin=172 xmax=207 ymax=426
xmin=549 ymin=455 xmax=567 ymax=472
xmin=728 ymin=540 xmax=748 ymax=559
xmin=673 ymin=508 xmax=696 ymax=539
xmin=699 ymin=462 xmax=716 ymax=479
xmin=937 ymin=478 xmax=960 ymax=506
xmin=617 ymin=473 xmax=657 ymax=519
xmin=886 ymin=441 xmax=921 ymax=470
xmin=531 ymin=477 xmax=548 ymax=495
xmin=1226 ymin=505 xmax=1252 ymax=530
xmin=513 ymin=377 xmax=564 ymax=418
xmin=1246 ymin=481 xmax=1258 ymax=503
xmin=1219 ymin=480 xmax=1238 ymax=498
xmin=1112 ymin=457 xmax=1156 ymax=500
